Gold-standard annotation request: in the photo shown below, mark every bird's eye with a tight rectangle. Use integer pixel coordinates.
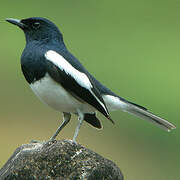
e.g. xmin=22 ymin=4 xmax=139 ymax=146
xmin=32 ymin=22 xmax=40 ymax=29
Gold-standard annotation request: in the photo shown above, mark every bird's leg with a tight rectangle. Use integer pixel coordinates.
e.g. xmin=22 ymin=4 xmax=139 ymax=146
xmin=50 ymin=112 xmax=71 ymax=140
xmin=73 ymin=110 xmax=84 ymax=143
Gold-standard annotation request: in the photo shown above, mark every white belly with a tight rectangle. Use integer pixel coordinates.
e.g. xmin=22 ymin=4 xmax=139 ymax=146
xmin=30 ymin=73 xmax=94 ymax=113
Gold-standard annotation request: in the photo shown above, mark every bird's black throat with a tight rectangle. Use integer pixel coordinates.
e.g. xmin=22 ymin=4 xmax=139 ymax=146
xmin=21 ymin=42 xmax=47 ymax=84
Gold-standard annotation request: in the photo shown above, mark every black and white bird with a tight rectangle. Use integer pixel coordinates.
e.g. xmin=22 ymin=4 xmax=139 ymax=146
xmin=6 ymin=17 xmax=176 ymax=142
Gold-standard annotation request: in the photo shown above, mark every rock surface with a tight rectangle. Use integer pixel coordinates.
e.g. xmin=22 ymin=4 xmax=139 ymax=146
xmin=0 ymin=140 xmax=123 ymax=180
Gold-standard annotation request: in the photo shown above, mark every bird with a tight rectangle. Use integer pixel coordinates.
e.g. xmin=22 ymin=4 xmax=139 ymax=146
xmin=6 ymin=17 xmax=176 ymax=142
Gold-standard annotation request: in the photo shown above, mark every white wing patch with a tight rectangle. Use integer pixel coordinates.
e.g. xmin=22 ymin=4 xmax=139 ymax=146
xmin=45 ymin=50 xmax=92 ymax=90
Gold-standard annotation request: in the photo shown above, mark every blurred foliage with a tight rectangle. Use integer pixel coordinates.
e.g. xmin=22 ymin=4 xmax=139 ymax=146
xmin=0 ymin=0 xmax=179 ymax=179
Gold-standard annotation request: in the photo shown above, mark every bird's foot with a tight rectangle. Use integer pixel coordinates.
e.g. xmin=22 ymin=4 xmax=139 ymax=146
xmin=30 ymin=139 xmax=43 ymax=143
xmin=72 ymin=138 xmax=78 ymax=145
xmin=30 ymin=139 xmax=57 ymax=145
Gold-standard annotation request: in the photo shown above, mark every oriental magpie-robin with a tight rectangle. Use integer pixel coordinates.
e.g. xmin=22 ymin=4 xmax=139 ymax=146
xmin=6 ymin=17 xmax=176 ymax=142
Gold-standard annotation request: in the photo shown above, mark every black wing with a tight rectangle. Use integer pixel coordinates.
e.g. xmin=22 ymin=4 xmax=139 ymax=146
xmin=45 ymin=51 xmax=113 ymax=122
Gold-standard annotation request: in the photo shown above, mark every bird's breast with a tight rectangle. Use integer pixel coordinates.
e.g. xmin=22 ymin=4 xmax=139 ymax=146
xmin=30 ymin=73 xmax=94 ymax=113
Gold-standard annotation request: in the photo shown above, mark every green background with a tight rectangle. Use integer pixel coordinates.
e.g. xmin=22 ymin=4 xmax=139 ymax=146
xmin=0 ymin=1 xmax=179 ymax=179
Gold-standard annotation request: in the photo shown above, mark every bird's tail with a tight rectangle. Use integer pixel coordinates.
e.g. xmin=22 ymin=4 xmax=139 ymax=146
xmin=126 ymin=103 xmax=176 ymax=131
xmin=103 ymin=95 xmax=176 ymax=131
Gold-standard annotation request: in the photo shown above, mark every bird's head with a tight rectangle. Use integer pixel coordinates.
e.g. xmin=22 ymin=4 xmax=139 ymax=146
xmin=6 ymin=17 xmax=64 ymax=43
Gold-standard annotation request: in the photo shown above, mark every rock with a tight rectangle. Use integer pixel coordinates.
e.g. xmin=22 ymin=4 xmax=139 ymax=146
xmin=0 ymin=140 xmax=123 ymax=180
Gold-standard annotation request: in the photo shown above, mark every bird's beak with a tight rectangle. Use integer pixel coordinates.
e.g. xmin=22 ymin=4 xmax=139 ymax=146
xmin=6 ymin=18 xmax=26 ymax=29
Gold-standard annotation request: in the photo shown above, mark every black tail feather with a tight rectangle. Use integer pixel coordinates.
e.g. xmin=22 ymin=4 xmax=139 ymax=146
xmin=84 ymin=113 xmax=102 ymax=129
